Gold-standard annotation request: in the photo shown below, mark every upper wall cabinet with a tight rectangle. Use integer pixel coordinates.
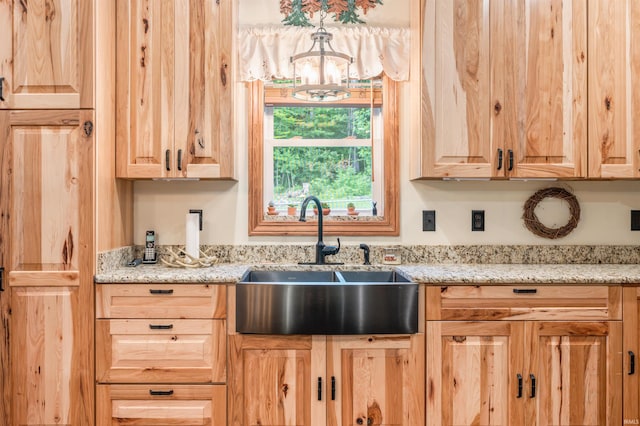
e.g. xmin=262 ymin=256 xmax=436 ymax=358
xmin=411 ymin=0 xmax=587 ymax=179
xmin=116 ymin=0 xmax=235 ymax=179
xmin=588 ymin=1 xmax=640 ymax=178
xmin=0 ymin=0 xmax=94 ymax=109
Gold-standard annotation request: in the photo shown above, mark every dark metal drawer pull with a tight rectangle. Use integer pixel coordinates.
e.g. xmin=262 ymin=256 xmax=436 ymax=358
xmin=149 ymin=389 xmax=174 ymax=396
xmin=149 ymin=289 xmax=174 ymax=295
xmin=0 ymin=77 xmax=5 ymax=101
xmin=497 ymin=148 xmax=503 ymax=170
xmin=513 ymin=288 xmax=537 ymax=294
xmin=165 ymin=149 xmax=171 ymax=171
xmin=630 ymin=351 xmax=636 ymax=375
xmin=530 ymin=374 xmax=536 ymax=398
xmin=149 ymin=324 xmax=173 ymax=330
xmin=317 ymin=377 xmax=322 ymax=401
xmin=331 ymin=376 xmax=336 ymax=400
xmin=516 ymin=373 xmax=523 ymax=398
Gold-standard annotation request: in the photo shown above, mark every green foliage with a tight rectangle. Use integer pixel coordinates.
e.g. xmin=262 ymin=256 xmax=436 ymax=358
xmin=274 ymin=107 xmax=371 ymax=139
xmin=273 ymin=146 xmax=372 ymax=203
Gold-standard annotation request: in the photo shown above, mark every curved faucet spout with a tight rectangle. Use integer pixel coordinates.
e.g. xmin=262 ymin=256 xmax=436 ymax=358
xmin=299 ymin=195 xmax=323 ymax=244
xmin=299 ymin=195 xmax=331 ymax=264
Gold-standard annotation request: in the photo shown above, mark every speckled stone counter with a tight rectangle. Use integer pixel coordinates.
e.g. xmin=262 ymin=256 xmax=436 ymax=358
xmin=94 ymin=262 xmax=640 ymax=284
xmin=398 ymin=263 xmax=640 ymax=284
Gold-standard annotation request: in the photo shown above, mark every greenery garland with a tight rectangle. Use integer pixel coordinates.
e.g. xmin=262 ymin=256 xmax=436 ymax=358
xmin=280 ymin=0 xmax=384 ymax=26
xmin=522 ymin=187 xmax=580 ymax=239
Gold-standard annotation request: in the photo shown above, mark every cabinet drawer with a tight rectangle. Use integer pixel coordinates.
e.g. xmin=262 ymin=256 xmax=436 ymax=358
xmin=97 ymin=384 xmax=226 ymax=425
xmin=426 ymin=285 xmax=621 ymax=321
xmin=96 ymin=319 xmax=226 ymax=383
xmin=96 ymin=284 xmax=226 ymax=319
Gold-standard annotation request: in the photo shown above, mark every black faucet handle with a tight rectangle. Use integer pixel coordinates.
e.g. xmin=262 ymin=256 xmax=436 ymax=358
xmin=322 ymin=238 xmax=341 ymax=256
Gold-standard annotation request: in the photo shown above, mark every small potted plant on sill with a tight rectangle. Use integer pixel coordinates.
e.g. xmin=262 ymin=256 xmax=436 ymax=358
xmin=347 ymin=202 xmax=359 ymax=216
xmin=287 ymin=203 xmax=297 ymax=215
xmin=313 ymin=202 xmax=331 ymax=216
xmin=267 ymin=201 xmax=278 ymax=215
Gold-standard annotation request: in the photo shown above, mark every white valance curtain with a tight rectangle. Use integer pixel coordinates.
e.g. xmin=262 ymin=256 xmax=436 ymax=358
xmin=238 ymin=25 xmax=410 ymax=82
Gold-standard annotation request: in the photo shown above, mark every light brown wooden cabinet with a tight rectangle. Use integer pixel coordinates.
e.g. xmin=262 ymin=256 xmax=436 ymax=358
xmin=623 ymin=287 xmax=640 ymax=424
xmin=411 ymin=0 xmax=587 ymax=179
xmin=96 ymin=283 xmax=227 ymax=425
xmin=116 ymin=0 xmax=235 ymax=179
xmin=587 ymin=1 xmax=640 ymax=178
xmin=0 ymin=0 xmax=94 ymax=109
xmin=228 ymin=333 xmax=424 ymax=426
xmin=426 ymin=285 xmax=622 ymax=426
xmin=2 ymin=110 xmax=95 ymax=425
xmin=97 ymin=384 xmax=226 ymax=425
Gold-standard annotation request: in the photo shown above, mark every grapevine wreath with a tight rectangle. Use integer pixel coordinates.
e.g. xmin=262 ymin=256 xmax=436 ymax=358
xmin=522 ymin=187 xmax=580 ymax=239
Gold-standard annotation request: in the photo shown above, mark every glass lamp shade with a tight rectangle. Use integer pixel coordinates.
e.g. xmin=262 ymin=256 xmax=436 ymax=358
xmin=290 ymin=28 xmax=353 ymax=101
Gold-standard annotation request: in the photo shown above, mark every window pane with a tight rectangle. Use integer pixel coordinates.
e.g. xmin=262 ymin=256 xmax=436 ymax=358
xmin=274 ymin=107 xmax=371 ymax=139
xmin=273 ymin=146 xmax=372 ymax=209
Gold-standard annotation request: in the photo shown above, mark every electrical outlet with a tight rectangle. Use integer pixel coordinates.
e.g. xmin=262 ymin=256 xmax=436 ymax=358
xmin=423 ymin=210 xmax=436 ymax=231
xmin=631 ymin=210 xmax=640 ymax=231
xmin=472 ymin=210 xmax=485 ymax=231
xmin=189 ymin=209 xmax=203 ymax=231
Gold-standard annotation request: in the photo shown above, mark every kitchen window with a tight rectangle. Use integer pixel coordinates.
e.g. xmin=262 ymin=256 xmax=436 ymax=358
xmin=248 ymin=76 xmax=399 ymax=236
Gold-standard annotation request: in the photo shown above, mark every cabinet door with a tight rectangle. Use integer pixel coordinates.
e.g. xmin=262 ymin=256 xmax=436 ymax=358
xmin=624 ymin=288 xmax=640 ymax=424
xmin=0 ymin=0 xmax=93 ymax=109
xmin=526 ymin=321 xmax=622 ymax=426
xmin=412 ymin=0 xmax=587 ymax=179
xmin=426 ymin=321 xmax=524 ymax=426
xmin=0 ymin=114 xmax=8 ymax=425
xmin=498 ymin=0 xmax=587 ymax=178
xmin=116 ymin=0 xmax=235 ymax=179
xmin=327 ymin=334 xmax=425 ymax=426
xmin=417 ymin=0 xmax=495 ymax=178
xmin=116 ymin=0 xmax=174 ymax=178
xmin=228 ymin=335 xmax=326 ymax=426
xmin=2 ymin=110 xmax=94 ymax=425
xmin=588 ymin=0 xmax=640 ymax=178
xmin=97 ymin=384 xmax=226 ymax=425
xmin=175 ymin=0 xmax=234 ymax=179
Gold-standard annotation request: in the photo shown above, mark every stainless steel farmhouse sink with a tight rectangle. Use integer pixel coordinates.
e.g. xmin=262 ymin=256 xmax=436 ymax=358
xmin=236 ymin=269 xmax=418 ymax=335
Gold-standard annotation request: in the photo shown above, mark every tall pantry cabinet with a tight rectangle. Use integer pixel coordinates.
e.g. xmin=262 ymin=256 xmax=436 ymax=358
xmin=0 ymin=1 xmax=95 ymax=425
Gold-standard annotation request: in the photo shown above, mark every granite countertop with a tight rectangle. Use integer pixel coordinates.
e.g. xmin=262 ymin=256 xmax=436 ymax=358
xmin=94 ymin=262 xmax=640 ymax=284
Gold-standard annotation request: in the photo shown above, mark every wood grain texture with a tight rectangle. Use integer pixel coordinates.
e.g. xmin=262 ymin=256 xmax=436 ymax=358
xmin=588 ymin=0 xmax=640 ymax=178
xmin=3 ymin=110 xmax=94 ymax=425
xmin=427 ymin=321 xmax=524 ymax=426
xmin=96 ymin=0 xmax=133 ymax=251
xmin=414 ymin=0 xmax=586 ymax=179
xmin=96 ymin=319 xmax=226 ymax=384
xmin=526 ymin=321 xmax=622 ymax=425
xmin=228 ymin=334 xmax=322 ymax=426
xmin=326 ymin=334 xmax=425 ymax=426
xmin=427 ymin=285 xmax=621 ymax=321
xmin=0 ymin=110 xmax=10 ymax=425
xmin=0 ymin=0 xmax=93 ymax=109
xmin=116 ymin=0 xmax=235 ymax=179
xmin=96 ymin=283 xmax=226 ymax=319
xmin=623 ymin=287 xmax=640 ymax=424
xmin=97 ymin=384 xmax=227 ymax=425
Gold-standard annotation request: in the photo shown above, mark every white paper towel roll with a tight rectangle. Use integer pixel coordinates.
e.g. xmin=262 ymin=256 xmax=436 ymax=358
xmin=186 ymin=213 xmax=200 ymax=259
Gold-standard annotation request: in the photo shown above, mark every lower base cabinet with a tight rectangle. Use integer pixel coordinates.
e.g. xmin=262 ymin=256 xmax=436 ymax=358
xmin=624 ymin=287 xmax=640 ymax=424
xmin=427 ymin=321 xmax=621 ymax=425
xmin=97 ymin=384 xmax=226 ymax=425
xmin=426 ymin=285 xmax=623 ymax=426
xmin=228 ymin=334 xmax=425 ymax=426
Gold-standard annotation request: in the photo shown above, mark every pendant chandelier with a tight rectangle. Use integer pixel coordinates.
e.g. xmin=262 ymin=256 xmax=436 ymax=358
xmin=290 ymin=10 xmax=353 ymax=102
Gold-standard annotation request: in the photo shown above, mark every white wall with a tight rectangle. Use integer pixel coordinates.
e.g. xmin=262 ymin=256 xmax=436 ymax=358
xmin=133 ymin=80 xmax=640 ymax=247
